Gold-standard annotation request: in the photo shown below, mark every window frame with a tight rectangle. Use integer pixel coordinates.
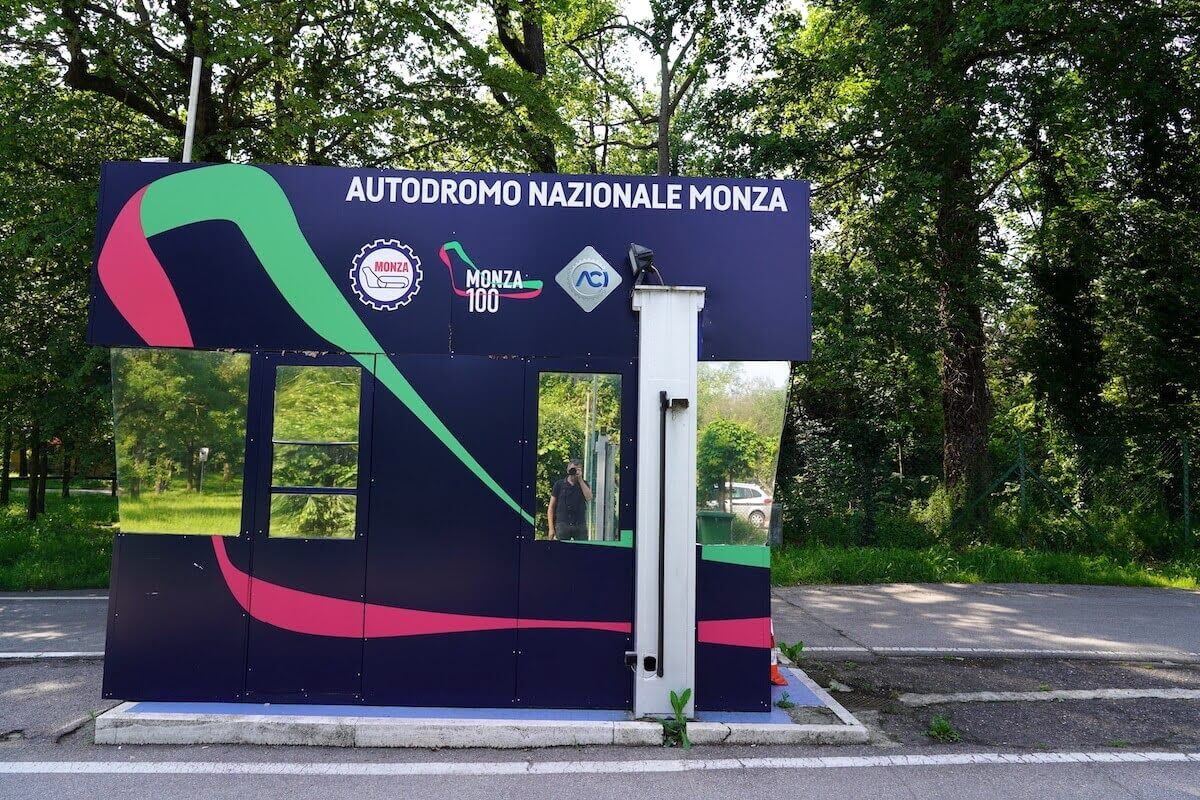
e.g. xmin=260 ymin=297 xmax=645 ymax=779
xmin=247 ymin=353 xmax=374 ymax=541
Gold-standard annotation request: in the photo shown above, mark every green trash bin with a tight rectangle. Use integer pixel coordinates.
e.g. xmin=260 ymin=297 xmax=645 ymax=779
xmin=696 ymin=510 xmax=735 ymax=545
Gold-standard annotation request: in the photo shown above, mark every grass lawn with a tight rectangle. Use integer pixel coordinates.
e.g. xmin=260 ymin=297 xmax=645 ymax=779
xmin=4 ymin=492 xmax=1198 ymax=591
xmin=119 ymin=487 xmax=242 ymax=535
xmin=0 ymin=485 xmax=242 ymax=590
xmin=772 ymin=543 xmax=1200 ymax=590
xmin=0 ymin=493 xmax=117 ymax=590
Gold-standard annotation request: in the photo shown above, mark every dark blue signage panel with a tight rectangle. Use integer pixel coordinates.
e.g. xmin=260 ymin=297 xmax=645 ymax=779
xmin=88 ymin=162 xmax=810 ymax=361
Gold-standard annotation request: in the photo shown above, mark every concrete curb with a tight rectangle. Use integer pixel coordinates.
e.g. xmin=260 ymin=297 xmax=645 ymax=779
xmin=900 ymin=687 xmax=1200 ymax=707
xmin=94 ymin=704 xmax=663 ymax=748
xmin=0 ymin=652 xmax=105 ymax=660
xmin=802 ymin=646 xmax=1200 ymax=664
xmin=94 ymin=668 xmax=868 ymax=749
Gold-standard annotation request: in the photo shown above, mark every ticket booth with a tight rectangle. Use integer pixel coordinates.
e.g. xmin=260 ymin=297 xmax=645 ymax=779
xmin=90 ymin=163 xmax=810 ymax=713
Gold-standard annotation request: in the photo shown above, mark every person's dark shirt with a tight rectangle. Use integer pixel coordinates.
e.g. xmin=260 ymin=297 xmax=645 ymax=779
xmin=551 ymin=478 xmax=587 ymax=526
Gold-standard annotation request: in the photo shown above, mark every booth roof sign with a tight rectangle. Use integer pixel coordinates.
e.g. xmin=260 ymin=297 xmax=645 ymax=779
xmin=88 ymin=162 xmax=811 ymax=361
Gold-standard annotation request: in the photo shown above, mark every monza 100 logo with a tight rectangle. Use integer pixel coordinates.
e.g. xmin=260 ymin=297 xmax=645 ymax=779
xmin=350 ymin=239 xmax=423 ymax=311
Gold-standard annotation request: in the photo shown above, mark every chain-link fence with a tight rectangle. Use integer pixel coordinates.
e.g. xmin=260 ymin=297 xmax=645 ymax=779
xmin=777 ymin=422 xmax=1197 ymax=559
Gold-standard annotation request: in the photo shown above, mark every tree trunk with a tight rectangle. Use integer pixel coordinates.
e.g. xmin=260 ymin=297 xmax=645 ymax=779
xmin=657 ymin=45 xmax=671 ymax=176
xmin=37 ymin=447 xmax=48 ymax=513
xmin=1 ymin=424 xmax=11 ymax=506
xmin=939 ymin=274 xmax=992 ymax=502
xmin=925 ymin=0 xmax=991 ymax=508
xmin=18 ymin=438 xmax=27 ymax=477
xmin=61 ymin=441 xmax=72 ymax=498
xmin=26 ymin=426 xmax=39 ymax=521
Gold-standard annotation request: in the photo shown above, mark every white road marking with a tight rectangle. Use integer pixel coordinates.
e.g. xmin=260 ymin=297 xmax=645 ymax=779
xmin=0 ymin=652 xmax=104 ymax=659
xmin=901 ymin=688 xmax=1200 ymax=706
xmin=0 ymin=596 xmax=108 ymax=601
xmin=0 ymin=752 xmax=1197 ymax=776
xmin=805 ymin=646 xmax=1200 ymax=660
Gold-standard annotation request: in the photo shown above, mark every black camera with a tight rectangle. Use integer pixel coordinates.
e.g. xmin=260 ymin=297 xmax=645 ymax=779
xmin=567 ymin=467 xmax=578 ymax=476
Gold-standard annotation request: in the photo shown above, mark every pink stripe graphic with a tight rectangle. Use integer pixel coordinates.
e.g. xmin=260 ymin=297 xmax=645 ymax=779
xmin=96 ymin=188 xmax=193 ymax=347
xmin=697 ymin=617 xmax=772 ymax=649
xmin=211 ymin=537 xmax=631 ymax=638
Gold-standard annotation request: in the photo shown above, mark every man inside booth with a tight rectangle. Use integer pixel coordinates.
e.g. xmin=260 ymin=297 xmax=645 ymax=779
xmin=548 ymin=458 xmax=593 ymax=541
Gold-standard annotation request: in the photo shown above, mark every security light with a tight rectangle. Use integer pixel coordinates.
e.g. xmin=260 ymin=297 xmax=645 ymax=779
xmin=628 ymin=243 xmax=662 ymax=285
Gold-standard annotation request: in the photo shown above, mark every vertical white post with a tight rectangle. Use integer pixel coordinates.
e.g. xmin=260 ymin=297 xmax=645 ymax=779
xmin=632 ymin=285 xmax=705 ymax=718
xmin=182 ymin=56 xmax=202 ymax=163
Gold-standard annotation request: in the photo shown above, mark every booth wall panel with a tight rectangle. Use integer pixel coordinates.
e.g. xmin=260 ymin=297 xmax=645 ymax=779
xmin=694 ymin=555 xmax=771 ymax=712
xmin=362 ymin=355 xmax=525 ymax=707
xmin=514 ymin=542 xmax=634 ymax=709
xmin=102 ymin=534 xmax=250 ymax=702
xmin=242 ymin=353 xmax=371 ymax=702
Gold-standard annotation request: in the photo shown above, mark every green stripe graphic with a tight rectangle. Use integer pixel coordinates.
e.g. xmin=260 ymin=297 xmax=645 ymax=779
xmin=141 ymin=164 xmax=533 ymax=524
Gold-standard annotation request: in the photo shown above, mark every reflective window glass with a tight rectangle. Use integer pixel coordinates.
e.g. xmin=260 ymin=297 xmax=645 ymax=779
xmin=111 ymin=348 xmax=250 ymax=535
xmin=269 ymin=494 xmax=357 ymax=539
xmin=536 ymin=373 xmax=622 ymax=542
xmin=268 ymin=365 xmax=361 ymax=539
xmin=696 ymin=362 xmax=789 ymax=545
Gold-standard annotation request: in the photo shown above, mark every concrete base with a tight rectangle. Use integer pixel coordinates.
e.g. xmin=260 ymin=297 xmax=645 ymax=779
xmin=94 ymin=668 xmax=867 ymax=749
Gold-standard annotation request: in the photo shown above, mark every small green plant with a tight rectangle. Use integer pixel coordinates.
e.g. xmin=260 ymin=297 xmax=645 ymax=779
xmin=778 ymin=641 xmax=805 ymax=662
xmin=661 ymin=688 xmax=692 ymax=749
xmin=1037 ymin=684 xmax=1052 ymax=692
xmin=1110 ymin=739 xmax=1130 ymax=748
xmin=775 ymin=692 xmax=795 ymax=710
xmin=925 ymin=715 xmax=961 ymax=743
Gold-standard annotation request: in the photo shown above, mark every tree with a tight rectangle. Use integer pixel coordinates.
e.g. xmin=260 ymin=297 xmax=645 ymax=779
xmin=697 ymin=419 xmax=769 ymax=510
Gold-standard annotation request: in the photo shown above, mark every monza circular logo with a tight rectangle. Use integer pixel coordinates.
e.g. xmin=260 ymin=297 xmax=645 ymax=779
xmin=350 ymin=239 xmax=422 ymax=310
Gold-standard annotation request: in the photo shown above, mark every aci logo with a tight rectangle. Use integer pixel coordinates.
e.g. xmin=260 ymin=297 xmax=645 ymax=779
xmin=555 ymin=246 xmax=622 ymax=312
xmin=350 ymin=239 xmax=422 ymax=310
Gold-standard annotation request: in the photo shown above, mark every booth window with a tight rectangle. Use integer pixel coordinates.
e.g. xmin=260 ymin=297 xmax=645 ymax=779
xmin=535 ymin=372 xmax=621 ymax=542
xmin=268 ymin=365 xmax=361 ymax=539
xmin=695 ymin=361 xmax=789 ymax=546
xmin=111 ymin=348 xmax=250 ymax=535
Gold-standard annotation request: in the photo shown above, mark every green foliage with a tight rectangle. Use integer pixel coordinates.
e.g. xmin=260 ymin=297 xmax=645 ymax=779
xmin=0 ymin=495 xmax=115 ymax=590
xmin=697 ymin=419 xmax=771 ymax=506
xmin=271 ymin=366 xmax=361 ymax=494
xmin=534 ymin=373 xmax=620 ymax=535
xmin=731 ymin=514 xmax=766 ymax=545
xmin=660 ymin=688 xmax=692 ymax=749
xmin=771 ymin=544 xmax=1200 ymax=590
xmin=118 ymin=488 xmax=243 ymax=536
xmin=775 ymin=692 xmax=795 ymax=710
xmin=270 ymin=494 xmax=357 ymax=539
xmin=112 ymin=349 xmax=250 ymax=499
xmin=925 ymin=715 xmax=961 ymax=744
xmin=777 ymin=641 xmax=805 ymax=663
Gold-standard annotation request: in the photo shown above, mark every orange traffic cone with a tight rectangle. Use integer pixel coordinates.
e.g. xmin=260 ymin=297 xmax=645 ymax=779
xmin=769 ymin=621 xmax=788 ymax=686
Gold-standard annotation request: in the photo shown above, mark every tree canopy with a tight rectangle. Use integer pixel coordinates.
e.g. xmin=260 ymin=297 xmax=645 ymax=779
xmin=0 ymin=0 xmax=1196 ymax=551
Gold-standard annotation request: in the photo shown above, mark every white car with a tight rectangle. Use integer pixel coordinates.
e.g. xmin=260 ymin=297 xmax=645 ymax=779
xmin=707 ymin=482 xmax=773 ymax=527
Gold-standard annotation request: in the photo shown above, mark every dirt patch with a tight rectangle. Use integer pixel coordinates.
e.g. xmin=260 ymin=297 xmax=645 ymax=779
xmin=883 ymin=699 xmax=1200 ymax=749
xmin=801 ymin=657 xmax=1200 ymax=750
xmin=804 ymin=657 xmax=1200 ymax=695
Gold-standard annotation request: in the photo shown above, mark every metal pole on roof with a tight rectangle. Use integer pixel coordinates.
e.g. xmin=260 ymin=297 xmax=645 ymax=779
xmin=182 ymin=57 xmax=202 ymax=163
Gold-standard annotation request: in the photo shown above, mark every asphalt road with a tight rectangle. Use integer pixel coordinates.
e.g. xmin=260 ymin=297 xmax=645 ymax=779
xmin=772 ymin=583 xmax=1200 ymax=658
xmin=0 ymin=593 xmax=107 ymax=654
xmin=7 ymin=583 xmax=1200 ymax=658
xmin=1 ymin=752 xmax=1198 ymax=800
xmin=4 ymin=585 xmax=1200 ymax=799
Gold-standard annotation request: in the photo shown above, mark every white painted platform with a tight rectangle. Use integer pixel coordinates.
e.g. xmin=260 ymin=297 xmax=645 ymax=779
xmin=94 ymin=668 xmax=868 ymax=748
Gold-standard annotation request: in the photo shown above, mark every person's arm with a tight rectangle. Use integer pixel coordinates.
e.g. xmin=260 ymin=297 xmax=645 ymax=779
xmin=579 ymin=477 xmax=593 ymax=503
xmin=547 ymin=494 xmax=558 ymax=539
